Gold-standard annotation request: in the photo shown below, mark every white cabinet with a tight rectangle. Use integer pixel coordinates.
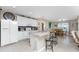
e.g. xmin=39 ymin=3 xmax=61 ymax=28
xmin=26 ymin=19 xmax=37 ymax=26
xmin=17 ymin=16 xmax=24 ymax=26
xmin=10 ymin=21 xmax=18 ymax=43
xmin=18 ymin=31 xmax=30 ymax=40
xmin=32 ymin=20 xmax=38 ymax=26
xmin=17 ymin=15 xmax=38 ymax=26
xmin=18 ymin=32 xmax=23 ymax=40
xmin=17 ymin=15 xmax=38 ymax=40
xmin=1 ymin=28 xmax=10 ymax=46
xmin=1 ymin=20 xmax=18 ymax=46
xmin=1 ymin=20 xmax=10 ymax=46
xmin=17 ymin=16 xmax=28 ymax=26
xmin=24 ymin=31 xmax=29 ymax=38
xmin=1 ymin=20 xmax=10 ymax=28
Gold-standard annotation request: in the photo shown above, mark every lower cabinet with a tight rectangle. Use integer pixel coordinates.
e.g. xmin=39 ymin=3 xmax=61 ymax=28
xmin=18 ymin=31 xmax=30 ymax=41
xmin=1 ymin=20 xmax=18 ymax=46
xmin=1 ymin=28 xmax=10 ymax=46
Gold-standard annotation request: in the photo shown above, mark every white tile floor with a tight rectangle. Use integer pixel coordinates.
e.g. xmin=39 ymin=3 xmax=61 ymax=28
xmin=0 ymin=36 xmax=79 ymax=52
xmin=0 ymin=40 xmax=32 ymax=52
xmin=53 ymin=36 xmax=79 ymax=52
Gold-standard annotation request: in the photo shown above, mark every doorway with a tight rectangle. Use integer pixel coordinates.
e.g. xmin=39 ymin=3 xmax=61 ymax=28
xmin=41 ymin=23 xmax=44 ymax=31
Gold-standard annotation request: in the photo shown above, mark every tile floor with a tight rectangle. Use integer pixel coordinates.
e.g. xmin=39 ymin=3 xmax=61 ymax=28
xmin=53 ymin=36 xmax=79 ymax=52
xmin=0 ymin=36 xmax=79 ymax=52
xmin=0 ymin=39 xmax=32 ymax=52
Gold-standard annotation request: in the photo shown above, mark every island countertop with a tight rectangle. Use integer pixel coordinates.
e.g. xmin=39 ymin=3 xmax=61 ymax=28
xmin=31 ymin=31 xmax=50 ymax=38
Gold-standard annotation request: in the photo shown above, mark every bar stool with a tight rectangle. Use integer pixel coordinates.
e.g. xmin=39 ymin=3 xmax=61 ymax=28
xmin=45 ymin=32 xmax=54 ymax=52
xmin=45 ymin=39 xmax=53 ymax=51
xmin=45 ymin=32 xmax=58 ymax=52
xmin=50 ymin=32 xmax=58 ymax=45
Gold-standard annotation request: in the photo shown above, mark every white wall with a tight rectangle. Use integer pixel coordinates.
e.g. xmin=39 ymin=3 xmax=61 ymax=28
xmin=37 ymin=20 xmax=47 ymax=31
xmin=78 ymin=17 xmax=79 ymax=31
xmin=69 ymin=19 xmax=78 ymax=32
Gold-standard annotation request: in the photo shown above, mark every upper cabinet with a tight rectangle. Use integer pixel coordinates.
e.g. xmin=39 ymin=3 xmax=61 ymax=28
xmin=17 ymin=15 xmax=37 ymax=26
xmin=27 ymin=19 xmax=38 ymax=26
xmin=17 ymin=16 xmax=25 ymax=26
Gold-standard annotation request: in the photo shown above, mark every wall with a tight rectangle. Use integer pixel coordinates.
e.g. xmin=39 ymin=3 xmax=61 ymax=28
xmin=78 ymin=17 xmax=79 ymax=31
xmin=69 ymin=19 xmax=78 ymax=32
xmin=45 ymin=19 xmax=78 ymax=32
xmin=46 ymin=21 xmax=58 ymax=30
xmin=37 ymin=20 xmax=47 ymax=31
xmin=0 ymin=10 xmax=1 ymax=46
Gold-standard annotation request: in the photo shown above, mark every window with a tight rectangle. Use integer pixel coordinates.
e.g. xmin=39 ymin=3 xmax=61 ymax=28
xmin=49 ymin=22 xmax=52 ymax=29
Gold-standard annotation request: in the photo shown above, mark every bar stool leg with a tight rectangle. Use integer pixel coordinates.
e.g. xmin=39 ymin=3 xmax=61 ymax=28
xmin=45 ymin=40 xmax=47 ymax=51
xmin=51 ymin=42 xmax=53 ymax=52
xmin=51 ymin=45 xmax=53 ymax=52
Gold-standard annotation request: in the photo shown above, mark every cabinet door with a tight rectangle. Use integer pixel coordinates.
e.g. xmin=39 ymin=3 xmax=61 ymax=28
xmin=1 ymin=20 xmax=10 ymax=46
xmin=22 ymin=18 xmax=26 ymax=26
xmin=17 ymin=16 xmax=27 ymax=26
xmin=1 ymin=28 xmax=10 ymax=46
xmin=27 ymin=19 xmax=37 ymax=26
xmin=25 ymin=19 xmax=31 ymax=26
xmin=24 ymin=31 xmax=29 ymax=39
xmin=32 ymin=20 xmax=38 ymax=26
xmin=17 ymin=16 xmax=23 ymax=26
xmin=18 ymin=32 xmax=23 ymax=40
xmin=10 ymin=21 xmax=18 ymax=43
xmin=1 ymin=20 xmax=9 ymax=28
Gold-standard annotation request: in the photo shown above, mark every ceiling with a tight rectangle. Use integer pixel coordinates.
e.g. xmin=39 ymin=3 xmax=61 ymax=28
xmin=0 ymin=6 xmax=79 ymax=21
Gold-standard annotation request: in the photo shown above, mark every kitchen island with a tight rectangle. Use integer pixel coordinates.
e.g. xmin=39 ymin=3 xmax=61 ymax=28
xmin=30 ymin=31 xmax=49 ymax=52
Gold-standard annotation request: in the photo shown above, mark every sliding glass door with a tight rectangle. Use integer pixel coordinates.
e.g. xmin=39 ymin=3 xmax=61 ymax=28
xmin=58 ymin=23 xmax=69 ymax=32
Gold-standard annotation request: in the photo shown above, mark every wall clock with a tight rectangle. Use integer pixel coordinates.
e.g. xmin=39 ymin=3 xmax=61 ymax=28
xmin=3 ymin=12 xmax=15 ymax=21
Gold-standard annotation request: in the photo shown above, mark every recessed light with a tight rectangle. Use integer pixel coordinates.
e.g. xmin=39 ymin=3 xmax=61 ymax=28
xmin=29 ymin=12 xmax=32 ymax=14
xmin=59 ymin=19 xmax=62 ymax=21
xmin=59 ymin=19 xmax=68 ymax=21
xmin=12 ymin=6 xmax=16 ymax=8
xmin=63 ymin=19 xmax=68 ymax=21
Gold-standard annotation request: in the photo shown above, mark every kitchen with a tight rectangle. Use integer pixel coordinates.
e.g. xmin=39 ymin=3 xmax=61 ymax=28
xmin=0 ymin=6 xmax=79 ymax=52
xmin=0 ymin=8 xmax=49 ymax=51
